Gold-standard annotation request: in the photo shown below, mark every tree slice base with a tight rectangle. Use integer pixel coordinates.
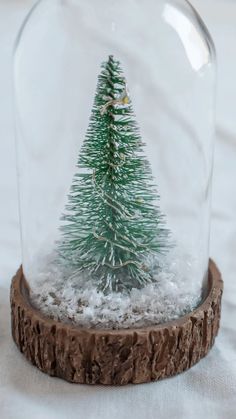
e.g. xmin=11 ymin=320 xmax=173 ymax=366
xmin=10 ymin=260 xmax=223 ymax=385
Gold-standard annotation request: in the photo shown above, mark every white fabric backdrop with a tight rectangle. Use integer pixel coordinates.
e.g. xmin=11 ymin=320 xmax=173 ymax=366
xmin=0 ymin=1 xmax=236 ymax=418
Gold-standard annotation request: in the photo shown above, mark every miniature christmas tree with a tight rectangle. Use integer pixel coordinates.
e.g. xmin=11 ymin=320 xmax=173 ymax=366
xmin=59 ymin=55 xmax=169 ymax=293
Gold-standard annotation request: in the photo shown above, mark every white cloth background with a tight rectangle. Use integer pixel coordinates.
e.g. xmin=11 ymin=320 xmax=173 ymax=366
xmin=0 ymin=1 xmax=235 ymax=418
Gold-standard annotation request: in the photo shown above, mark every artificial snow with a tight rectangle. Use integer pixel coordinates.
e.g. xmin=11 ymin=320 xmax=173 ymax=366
xmin=30 ymin=249 xmax=204 ymax=329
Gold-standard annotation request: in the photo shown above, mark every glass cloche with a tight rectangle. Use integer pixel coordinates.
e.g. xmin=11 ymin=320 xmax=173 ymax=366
xmin=13 ymin=0 xmax=216 ymax=329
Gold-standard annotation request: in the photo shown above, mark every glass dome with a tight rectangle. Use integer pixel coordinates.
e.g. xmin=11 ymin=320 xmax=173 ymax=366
xmin=13 ymin=0 xmax=216 ymax=324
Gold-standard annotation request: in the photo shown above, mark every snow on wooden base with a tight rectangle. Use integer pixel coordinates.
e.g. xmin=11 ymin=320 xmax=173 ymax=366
xmin=10 ymin=260 xmax=223 ymax=385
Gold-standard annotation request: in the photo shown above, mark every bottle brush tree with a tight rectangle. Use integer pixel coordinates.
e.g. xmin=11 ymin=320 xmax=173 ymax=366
xmin=58 ymin=55 xmax=170 ymax=293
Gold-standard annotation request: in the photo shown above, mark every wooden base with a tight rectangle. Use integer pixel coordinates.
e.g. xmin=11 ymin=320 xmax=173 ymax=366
xmin=10 ymin=260 xmax=223 ymax=385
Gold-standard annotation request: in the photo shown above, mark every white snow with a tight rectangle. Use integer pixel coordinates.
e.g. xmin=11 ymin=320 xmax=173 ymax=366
xmin=29 ymin=248 xmax=204 ymax=329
